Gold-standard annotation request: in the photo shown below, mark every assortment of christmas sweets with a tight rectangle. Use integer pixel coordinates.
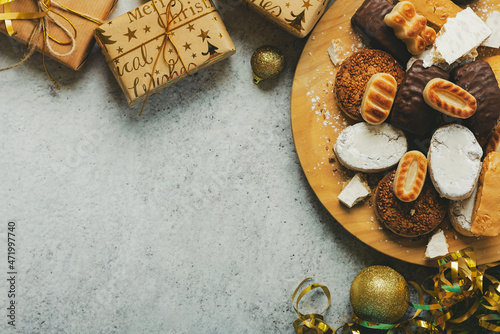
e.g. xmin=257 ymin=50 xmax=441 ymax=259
xmin=334 ymin=0 xmax=500 ymax=256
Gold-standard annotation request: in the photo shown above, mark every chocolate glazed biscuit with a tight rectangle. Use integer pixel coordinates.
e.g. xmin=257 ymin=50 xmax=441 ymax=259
xmin=351 ymin=0 xmax=411 ymax=65
xmin=451 ymin=61 xmax=500 ymax=141
xmin=390 ymin=60 xmax=449 ymax=137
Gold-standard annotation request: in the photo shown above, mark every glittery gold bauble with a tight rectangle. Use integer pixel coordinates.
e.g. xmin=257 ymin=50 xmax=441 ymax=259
xmin=251 ymin=45 xmax=285 ymax=84
xmin=350 ymin=265 xmax=409 ymax=324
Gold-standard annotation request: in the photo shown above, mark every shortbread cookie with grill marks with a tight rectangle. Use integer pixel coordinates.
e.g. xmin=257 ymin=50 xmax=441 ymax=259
xmin=390 ymin=60 xmax=449 ymax=137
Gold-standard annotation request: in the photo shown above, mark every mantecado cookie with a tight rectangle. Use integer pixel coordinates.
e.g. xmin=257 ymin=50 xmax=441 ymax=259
xmin=374 ymin=170 xmax=448 ymax=237
xmin=334 ymin=122 xmax=407 ymax=173
xmin=335 ymin=49 xmax=404 ymax=121
xmin=428 ymin=124 xmax=482 ymax=200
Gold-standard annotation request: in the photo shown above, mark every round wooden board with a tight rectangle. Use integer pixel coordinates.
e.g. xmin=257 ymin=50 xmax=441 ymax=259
xmin=291 ymin=0 xmax=500 ymax=266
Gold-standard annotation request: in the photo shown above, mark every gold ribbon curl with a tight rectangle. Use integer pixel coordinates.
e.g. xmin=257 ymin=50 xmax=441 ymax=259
xmin=0 ymin=0 xmax=111 ymax=88
xmin=292 ymin=277 xmax=360 ymax=334
xmin=293 ymin=248 xmax=500 ymax=334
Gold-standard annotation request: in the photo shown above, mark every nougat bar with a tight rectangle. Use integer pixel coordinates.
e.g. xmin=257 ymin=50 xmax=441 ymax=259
xmin=451 ymin=61 xmax=500 ymax=140
xmin=390 ymin=60 xmax=449 ymax=137
xmin=351 ymin=0 xmax=411 ymax=65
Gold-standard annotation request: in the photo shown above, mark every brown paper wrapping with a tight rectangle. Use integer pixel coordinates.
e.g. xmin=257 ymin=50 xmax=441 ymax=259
xmin=241 ymin=0 xmax=328 ymax=38
xmin=0 ymin=0 xmax=117 ymax=70
xmin=95 ymin=0 xmax=236 ymax=106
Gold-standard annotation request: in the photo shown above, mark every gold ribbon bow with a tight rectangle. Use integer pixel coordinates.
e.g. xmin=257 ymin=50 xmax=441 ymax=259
xmin=0 ymin=0 xmax=107 ymax=88
xmin=140 ymin=0 xmax=191 ymax=116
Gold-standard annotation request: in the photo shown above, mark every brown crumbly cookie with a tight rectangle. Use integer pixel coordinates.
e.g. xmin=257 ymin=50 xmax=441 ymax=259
xmin=335 ymin=49 xmax=405 ymax=121
xmin=374 ymin=170 xmax=448 ymax=237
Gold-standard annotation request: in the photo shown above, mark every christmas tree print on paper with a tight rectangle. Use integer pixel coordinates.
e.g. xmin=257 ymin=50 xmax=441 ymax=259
xmin=95 ymin=28 xmax=117 ymax=46
xmin=285 ymin=10 xmax=306 ymax=32
xmin=285 ymin=0 xmax=313 ymax=33
xmin=202 ymin=41 xmax=221 ymax=60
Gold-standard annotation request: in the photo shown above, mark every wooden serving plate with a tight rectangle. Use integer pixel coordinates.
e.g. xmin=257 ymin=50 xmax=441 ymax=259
xmin=291 ymin=0 xmax=500 ymax=266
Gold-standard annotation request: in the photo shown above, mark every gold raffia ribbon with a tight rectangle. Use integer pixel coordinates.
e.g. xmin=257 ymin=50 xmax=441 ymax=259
xmin=0 ymin=0 xmax=108 ymax=88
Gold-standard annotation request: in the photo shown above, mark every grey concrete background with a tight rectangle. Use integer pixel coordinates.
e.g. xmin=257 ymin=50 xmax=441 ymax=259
xmin=1 ymin=0 xmax=435 ymax=333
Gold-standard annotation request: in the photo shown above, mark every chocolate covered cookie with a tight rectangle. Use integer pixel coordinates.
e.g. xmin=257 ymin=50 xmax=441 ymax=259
xmin=351 ymin=0 xmax=412 ymax=65
xmin=451 ymin=60 xmax=500 ymax=141
xmin=390 ymin=60 xmax=449 ymax=137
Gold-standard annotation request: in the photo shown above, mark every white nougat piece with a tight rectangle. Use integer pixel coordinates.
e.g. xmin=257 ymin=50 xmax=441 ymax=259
xmin=434 ymin=7 xmax=491 ymax=64
xmin=328 ymin=39 xmax=343 ymax=66
xmin=483 ymin=11 xmax=500 ymax=48
xmin=425 ymin=230 xmax=449 ymax=259
xmin=337 ymin=173 xmax=371 ymax=208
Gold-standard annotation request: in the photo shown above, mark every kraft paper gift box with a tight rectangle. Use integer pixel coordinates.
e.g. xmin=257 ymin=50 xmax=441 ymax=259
xmin=0 ymin=0 xmax=117 ymax=70
xmin=241 ymin=0 xmax=328 ymax=38
xmin=94 ymin=0 xmax=236 ymax=106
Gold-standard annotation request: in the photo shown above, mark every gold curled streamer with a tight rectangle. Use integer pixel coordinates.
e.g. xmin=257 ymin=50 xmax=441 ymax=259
xmin=291 ymin=277 xmax=337 ymax=334
xmin=290 ymin=249 xmax=500 ymax=333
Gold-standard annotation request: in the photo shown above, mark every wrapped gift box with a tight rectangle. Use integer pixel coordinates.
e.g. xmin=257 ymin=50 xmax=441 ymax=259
xmin=241 ymin=0 xmax=328 ymax=38
xmin=95 ymin=0 xmax=236 ymax=106
xmin=0 ymin=0 xmax=117 ymax=70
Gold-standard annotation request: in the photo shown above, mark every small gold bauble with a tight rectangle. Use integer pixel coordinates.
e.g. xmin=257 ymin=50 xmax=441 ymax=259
xmin=250 ymin=45 xmax=285 ymax=84
xmin=350 ymin=265 xmax=409 ymax=324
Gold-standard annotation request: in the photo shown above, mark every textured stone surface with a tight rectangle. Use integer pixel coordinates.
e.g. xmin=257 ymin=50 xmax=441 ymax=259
xmin=0 ymin=1 xmax=433 ymax=333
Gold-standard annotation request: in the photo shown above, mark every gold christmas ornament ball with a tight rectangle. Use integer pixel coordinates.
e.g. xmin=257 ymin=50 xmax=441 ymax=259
xmin=350 ymin=265 xmax=409 ymax=324
xmin=251 ymin=45 xmax=285 ymax=84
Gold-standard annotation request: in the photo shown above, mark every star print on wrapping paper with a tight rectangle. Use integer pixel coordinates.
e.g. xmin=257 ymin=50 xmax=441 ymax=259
xmin=198 ymin=29 xmax=209 ymax=42
xmin=124 ymin=27 xmax=137 ymax=41
xmin=302 ymin=0 xmax=312 ymax=10
xmin=117 ymin=46 xmax=124 ymax=54
xmin=144 ymin=25 xmax=151 ymax=33
xmin=155 ymin=70 xmax=160 ymax=75
xmin=192 ymin=53 xmax=196 ymax=58
xmin=183 ymin=42 xmax=192 ymax=50
xmin=285 ymin=2 xmax=290 ymax=7
xmin=187 ymin=23 xmax=195 ymax=32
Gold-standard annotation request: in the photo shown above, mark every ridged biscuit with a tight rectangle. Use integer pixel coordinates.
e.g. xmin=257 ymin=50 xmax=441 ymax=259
xmin=360 ymin=73 xmax=397 ymax=125
xmin=393 ymin=151 xmax=427 ymax=202
xmin=423 ymin=78 xmax=477 ymax=119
